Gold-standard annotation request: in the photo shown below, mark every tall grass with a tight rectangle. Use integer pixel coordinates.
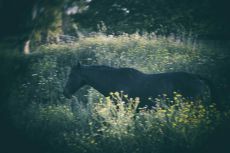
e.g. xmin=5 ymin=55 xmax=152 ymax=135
xmin=2 ymin=33 xmax=230 ymax=153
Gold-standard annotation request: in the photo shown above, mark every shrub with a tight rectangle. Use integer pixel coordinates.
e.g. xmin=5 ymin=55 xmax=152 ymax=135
xmin=60 ymin=92 xmax=221 ymax=153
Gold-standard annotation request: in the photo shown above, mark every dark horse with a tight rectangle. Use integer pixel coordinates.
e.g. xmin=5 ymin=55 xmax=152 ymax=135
xmin=63 ymin=63 xmax=213 ymax=108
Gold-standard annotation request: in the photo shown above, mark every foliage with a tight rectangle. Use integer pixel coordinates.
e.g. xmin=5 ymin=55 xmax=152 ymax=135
xmin=9 ymin=91 xmax=222 ymax=153
xmin=72 ymin=0 xmax=230 ymax=38
xmin=2 ymin=34 xmax=230 ymax=153
xmin=1 ymin=0 xmax=229 ymax=48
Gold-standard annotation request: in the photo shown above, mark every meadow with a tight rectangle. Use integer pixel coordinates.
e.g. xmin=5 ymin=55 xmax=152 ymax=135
xmin=1 ymin=34 xmax=230 ymax=153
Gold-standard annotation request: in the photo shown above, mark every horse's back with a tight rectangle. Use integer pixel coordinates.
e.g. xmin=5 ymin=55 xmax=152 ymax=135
xmin=169 ymin=72 xmax=209 ymax=98
xmin=140 ymin=72 xmax=210 ymax=100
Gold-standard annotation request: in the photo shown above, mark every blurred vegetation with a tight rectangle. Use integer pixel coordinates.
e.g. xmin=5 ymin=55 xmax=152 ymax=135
xmin=0 ymin=34 xmax=230 ymax=153
xmin=73 ymin=0 xmax=230 ymax=38
xmin=1 ymin=0 xmax=230 ymax=51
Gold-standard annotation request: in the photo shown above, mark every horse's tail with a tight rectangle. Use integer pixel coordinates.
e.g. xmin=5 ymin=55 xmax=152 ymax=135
xmin=197 ymin=75 xmax=219 ymax=106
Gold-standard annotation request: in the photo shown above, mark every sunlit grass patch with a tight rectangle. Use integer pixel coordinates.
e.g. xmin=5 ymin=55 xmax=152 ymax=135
xmin=34 ymin=33 xmax=215 ymax=73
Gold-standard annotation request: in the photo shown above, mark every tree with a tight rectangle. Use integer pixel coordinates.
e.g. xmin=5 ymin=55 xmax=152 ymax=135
xmin=0 ymin=0 xmax=77 ymax=53
xmin=72 ymin=0 xmax=230 ymax=38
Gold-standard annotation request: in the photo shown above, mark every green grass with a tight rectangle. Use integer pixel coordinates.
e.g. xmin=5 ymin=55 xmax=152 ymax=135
xmin=1 ymin=34 xmax=230 ymax=153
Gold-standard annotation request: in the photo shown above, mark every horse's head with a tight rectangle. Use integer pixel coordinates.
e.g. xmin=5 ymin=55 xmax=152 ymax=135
xmin=63 ymin=63 xmax=86 ymax=98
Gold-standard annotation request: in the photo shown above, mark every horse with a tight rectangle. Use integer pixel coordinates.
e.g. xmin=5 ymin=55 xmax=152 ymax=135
xmin=63 ymin=63 xmax=214 ymax=108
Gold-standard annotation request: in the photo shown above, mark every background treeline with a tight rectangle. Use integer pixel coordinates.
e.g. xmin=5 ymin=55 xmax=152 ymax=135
xmin=0 ymin=0 xmax=230 ymax=50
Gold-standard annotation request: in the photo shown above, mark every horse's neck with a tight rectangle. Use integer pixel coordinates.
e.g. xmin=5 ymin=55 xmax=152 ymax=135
xmin=81 ymin=68 xmax=115 ymax=95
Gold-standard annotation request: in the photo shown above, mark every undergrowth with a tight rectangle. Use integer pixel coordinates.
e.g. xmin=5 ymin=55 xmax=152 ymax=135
xmin=1 ymin=34 xmax=230 ymax=153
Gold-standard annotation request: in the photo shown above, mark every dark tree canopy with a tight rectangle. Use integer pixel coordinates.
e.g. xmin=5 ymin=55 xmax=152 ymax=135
xmin=73 ymin=0 xmax=230 ymax=38
xmin=0 ymin=0 xmax=69 ymax=40
xmin=0 ymin=0 xmax=229 ymax=46
xmin=0 ymin=0 xmax=35 ymax=39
